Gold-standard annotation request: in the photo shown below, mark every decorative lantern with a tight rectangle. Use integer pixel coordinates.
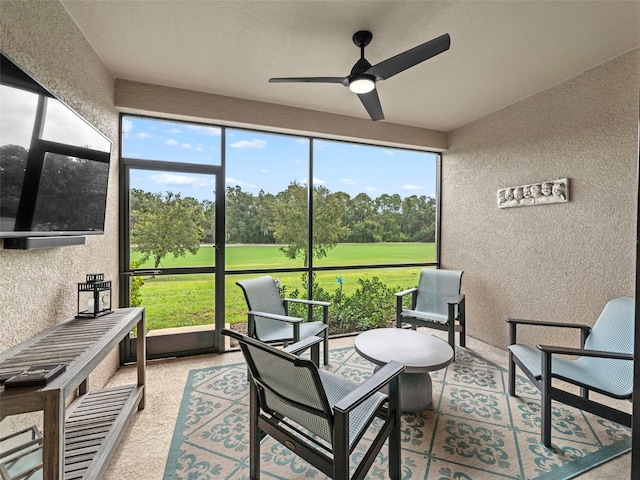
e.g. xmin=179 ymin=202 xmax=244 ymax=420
xmin=77 ymin=273 xmax=112 ymax=318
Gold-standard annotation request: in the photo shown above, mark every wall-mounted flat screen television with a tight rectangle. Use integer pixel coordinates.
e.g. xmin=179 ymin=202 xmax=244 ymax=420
xmin=0 ymin=50 xmax=112 ymax=239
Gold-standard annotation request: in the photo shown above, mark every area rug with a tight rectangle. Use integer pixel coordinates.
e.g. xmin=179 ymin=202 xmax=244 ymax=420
xmin=163 ymin=346 xmax=630 ymax=479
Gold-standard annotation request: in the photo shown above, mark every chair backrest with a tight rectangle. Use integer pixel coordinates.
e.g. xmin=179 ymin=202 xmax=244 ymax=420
xmin=236 ymin=276 xmax=288 ymax=339
xmin=233 ymin=332 xmax=334 ymax=443
xmin=414 ymin=269 xmax=463 ymax=316
xmin=581 ymin=296 xmax=635 ymax=394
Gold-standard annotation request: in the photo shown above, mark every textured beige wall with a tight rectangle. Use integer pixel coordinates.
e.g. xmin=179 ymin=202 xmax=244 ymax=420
xmin=0 ymin=0 xmax=120 ymax=431
xmin=115 ymin=79 xmax=448 ymax=151
xmin=441 ymin=49 xmax=639 ymax=350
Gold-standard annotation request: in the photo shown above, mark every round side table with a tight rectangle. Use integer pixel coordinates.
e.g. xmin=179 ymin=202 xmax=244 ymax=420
xmin=354 ymin=328 xmax=454 ymax=412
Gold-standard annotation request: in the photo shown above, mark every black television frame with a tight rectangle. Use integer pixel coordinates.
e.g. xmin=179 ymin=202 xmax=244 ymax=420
xmin=0 ymin=50 xmax=112 ymax=247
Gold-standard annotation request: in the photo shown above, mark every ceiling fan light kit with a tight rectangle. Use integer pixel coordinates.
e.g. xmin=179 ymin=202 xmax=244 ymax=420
xmin=269 ymin=30 xmax=450 ymax=121
xmin=348 ymin=75 xmax=375 ymax=94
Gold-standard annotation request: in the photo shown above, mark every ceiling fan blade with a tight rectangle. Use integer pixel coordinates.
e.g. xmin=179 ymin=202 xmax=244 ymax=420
xmin=358 ymin=89 xmax=384 ymax=121
xmin=367 ymin=33 xmax=450 ymax=81
xmin=269 ymin=76 xmax=349 ymax=86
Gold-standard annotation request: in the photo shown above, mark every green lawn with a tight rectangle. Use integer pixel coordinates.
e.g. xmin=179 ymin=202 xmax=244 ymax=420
xmin=131 ymin=242 xmax=435 ymax=331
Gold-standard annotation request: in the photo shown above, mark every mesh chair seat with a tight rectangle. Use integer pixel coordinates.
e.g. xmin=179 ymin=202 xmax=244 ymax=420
xmin=258 ymin=320 xmax=328 ymax=343
xmin=401 ymin=308 xmax=449 ymax=324
xmin=318 ymin=370 xmax=388 ymax=448
xmin=508 ymin=344 xmax=632 ymax=398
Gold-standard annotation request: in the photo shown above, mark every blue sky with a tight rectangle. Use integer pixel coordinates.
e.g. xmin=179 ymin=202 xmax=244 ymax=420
xmin=122 ymin=116 xmax=437 ymax=202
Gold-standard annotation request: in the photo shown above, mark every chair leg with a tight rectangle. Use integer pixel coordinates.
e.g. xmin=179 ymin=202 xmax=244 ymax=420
xmin=333 ymin=411 xmax=350 ymax=480
xmin=388 ymin=376 xmax=402 ymax=480
xmin=311 ymin=342 xmax=320 ymax=367
xmin=249 ymin=382 xmax=261 ymax=479
xmin=508 ymin=352 xmax=516 ymax=396
xmin=447 ymin=321 xmax=455 ymax=359
xmin=459 ymin=304 xmax=466 ymax=348
xmin=541 ymin=351 xmax=552 ymax=448
xmin=447 ymin=303 xmax=457 ymax=358
xmin=323 ymin=330 xmax=329 ymax=366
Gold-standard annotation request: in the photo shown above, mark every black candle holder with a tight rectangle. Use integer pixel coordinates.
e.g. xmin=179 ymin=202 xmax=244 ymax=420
xmin=77 ymin=273 xmax=112 ymax=318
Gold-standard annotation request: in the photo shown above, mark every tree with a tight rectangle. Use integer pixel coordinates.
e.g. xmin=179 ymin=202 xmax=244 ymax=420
xmin=346 ymin=192 xmax=380 ymax=242
xmin=401 ymin=194 xmax=436 ymax=242
xmin=225 ymin=185 xmax=255 ymax=243
xmin=201 ymin=199 xmax=215 ymax=244
xmin=225 ymin=186 xmax=276 ymax=243
xmin=376 ymin=193 xmax=403 ymax=241
xmin=130 ymin=191 xmax=206 ymax=268
xmin=271 ymin=181 xmax=348 ymax=265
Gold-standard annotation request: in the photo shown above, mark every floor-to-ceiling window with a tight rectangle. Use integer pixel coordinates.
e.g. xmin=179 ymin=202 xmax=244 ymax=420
xmin=120 ymin=115 xmax=439 ymax=358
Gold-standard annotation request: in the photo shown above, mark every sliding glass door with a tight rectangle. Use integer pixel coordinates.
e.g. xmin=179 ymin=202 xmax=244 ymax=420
xmin=120 ymin=115 xmax=225 ymax=360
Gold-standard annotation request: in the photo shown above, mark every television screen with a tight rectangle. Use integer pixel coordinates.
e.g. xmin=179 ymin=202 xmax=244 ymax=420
xmin=0 ymin=51 xmax=112 ymax=238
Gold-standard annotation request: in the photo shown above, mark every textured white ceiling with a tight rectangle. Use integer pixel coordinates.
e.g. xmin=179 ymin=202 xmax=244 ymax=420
xmin=60 ymin=0 xmax=640 ymax=132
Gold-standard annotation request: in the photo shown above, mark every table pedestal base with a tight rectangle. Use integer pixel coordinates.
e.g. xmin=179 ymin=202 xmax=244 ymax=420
xmin=400 ymin=372 xmax=433 ymax=412
xmin=376 ymin=367 xmax=433 ymax=412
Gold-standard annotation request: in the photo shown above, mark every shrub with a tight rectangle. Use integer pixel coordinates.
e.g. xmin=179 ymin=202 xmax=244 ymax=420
xmin=129 ymin=260 xmax=145 ymax=307
xmin=282 ymin=273 xmax=400 ymax=335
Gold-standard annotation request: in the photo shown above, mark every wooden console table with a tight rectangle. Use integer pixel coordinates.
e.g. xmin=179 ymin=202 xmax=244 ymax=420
xmin=0 ymin=308 xmax=145 ymax=479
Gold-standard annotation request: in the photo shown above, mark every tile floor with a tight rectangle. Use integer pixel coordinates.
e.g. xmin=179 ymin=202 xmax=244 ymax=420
xmin=102 ymin=331 xmax=631 ymax=479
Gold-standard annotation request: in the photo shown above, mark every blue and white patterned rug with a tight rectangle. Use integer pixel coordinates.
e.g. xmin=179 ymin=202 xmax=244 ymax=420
xmin=163 ymin=346 xmax=630 ymax=479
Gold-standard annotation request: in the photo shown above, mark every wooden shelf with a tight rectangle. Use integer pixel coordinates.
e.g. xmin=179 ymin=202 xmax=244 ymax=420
xmin=0 ymin=308 xmax=146 ymax=480
xmin=63 ymin=385 xmax=143 ymax=479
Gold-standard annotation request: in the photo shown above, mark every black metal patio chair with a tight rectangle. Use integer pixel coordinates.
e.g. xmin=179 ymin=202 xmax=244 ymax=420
xmin=507 ymin=296 xmax=634 ymax=448
xmin=223 ymin=328 xmax=405 ymax=480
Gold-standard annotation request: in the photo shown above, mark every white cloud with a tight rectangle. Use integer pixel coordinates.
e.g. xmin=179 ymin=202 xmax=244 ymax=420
xmin=383 ymin=149 xmax=395 ymax=156
xmin=365 ymin=186 xmax=377 ymax=192
xmin=135 ymin=132 xmax=152 ymax=139
xmin=226 ymin=177 xmax=243 ymax=185
xmin=302 ymin=177 xmax=325 ymax=186
xmin=181 ymin=143 xmax=193 ymax=149
xmin=122 ymin=119 xmax=133 ymax=134
xmin=186 ymin=125 xmax=221 ymax=136
xmin=342 ymin=178 xmax=357 ymax=185
xmin=229 ymin=139 xmax=267 ymax=149
xmin=165 ymin=138 xmax=178 ymax=146
xmin=150 ymin=173 xmax=213 ymax=188
xmin=226 ymin=177 xmax=256 ymax=188
xmin=261 ymin=169 xmax=268 ymax=174
xmin=401 ymin=184 xmax=422 ymax=190
xmin=166 ymin=128 xmax=181 ymax=134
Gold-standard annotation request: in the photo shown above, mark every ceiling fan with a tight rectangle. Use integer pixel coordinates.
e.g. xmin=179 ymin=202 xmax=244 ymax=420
xmin=269 ymin=31 xmax=451 ymax=121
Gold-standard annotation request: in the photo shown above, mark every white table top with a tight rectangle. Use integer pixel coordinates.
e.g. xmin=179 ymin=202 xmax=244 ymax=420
xmin=354 ymin=328 xmax=454 ymax=373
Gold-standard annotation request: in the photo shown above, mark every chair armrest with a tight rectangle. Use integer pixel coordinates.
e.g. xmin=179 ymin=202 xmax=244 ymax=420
xmin=283 ymin=298 xmax=331 ymax=307
xmin=395 ymin=287 xmax=417 ymax=298
xmin=333 ymin=361 xmax=405 ymax=414
xmin=506 ymin=318 xmax=590 ymax=330
xmin=248 ymin=310 xmax=303 ymax=323
xmin=447 ymin=294 xmax=465 ymax=305
xmin=507 ymin=317 xmax=591 ymax=347
xmin=537 ymin=344 xmax=634 ymax=360
xmin=283 ymin=336 xmax=323 ymax=356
